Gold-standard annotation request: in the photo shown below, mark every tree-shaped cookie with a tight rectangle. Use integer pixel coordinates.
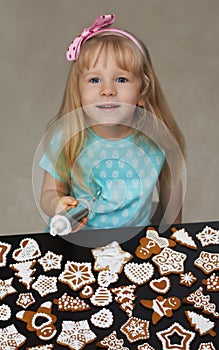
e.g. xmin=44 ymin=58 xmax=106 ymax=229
xmin=185 ymin=310 xmax=216 ymax=337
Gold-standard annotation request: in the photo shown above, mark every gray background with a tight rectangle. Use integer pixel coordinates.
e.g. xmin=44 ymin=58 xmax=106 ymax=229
xmin=1 ymin=0 xmax=218 ymax=234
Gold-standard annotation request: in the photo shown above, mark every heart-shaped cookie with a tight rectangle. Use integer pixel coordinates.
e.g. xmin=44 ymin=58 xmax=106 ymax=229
xmin=149 ymin=277 xmax=171 ymax=294
xmin=124 ymin=262 xmax=154 ymax=285
xmin=12 ymin=238 xmax=41 ymax=262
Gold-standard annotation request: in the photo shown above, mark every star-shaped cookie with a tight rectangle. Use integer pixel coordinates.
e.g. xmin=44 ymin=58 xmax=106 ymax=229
xmin=92 ymin=241 xmax=133 ymax=274
xmin=157 ymin=322 xmax=195 ymax=350
xmin=152 ymin=247 xmax=187 ymax=275
xmin=56 ymin=320 xmax=96 ymax=350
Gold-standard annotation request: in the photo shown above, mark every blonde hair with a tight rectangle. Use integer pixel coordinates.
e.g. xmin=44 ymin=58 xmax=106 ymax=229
xmin=46 ymin=32 xmax=185 ymax=190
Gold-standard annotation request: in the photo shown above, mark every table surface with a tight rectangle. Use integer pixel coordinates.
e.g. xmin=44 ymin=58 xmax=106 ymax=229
xmin=0 ymin=221 xmax=219 ymax=349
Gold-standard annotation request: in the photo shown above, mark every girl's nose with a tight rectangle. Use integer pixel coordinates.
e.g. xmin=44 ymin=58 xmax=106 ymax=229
xmin=100 ymin=82 xmax=116 ymax=96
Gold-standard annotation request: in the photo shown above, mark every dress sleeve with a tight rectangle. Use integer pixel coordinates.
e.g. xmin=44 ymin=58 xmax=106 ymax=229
xmin=39 ymin=129 xmax=67 ymax=182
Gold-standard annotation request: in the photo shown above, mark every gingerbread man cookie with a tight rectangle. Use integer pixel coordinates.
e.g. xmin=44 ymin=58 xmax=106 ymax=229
xmin=16 ymin=301 xmax=57 ymax=341
xmin=140 ymin=295 xmax=181 ymax=325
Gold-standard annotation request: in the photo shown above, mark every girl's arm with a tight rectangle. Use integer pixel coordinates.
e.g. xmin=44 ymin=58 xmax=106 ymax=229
xmin=40 ymin=171 xmax=77 ymax=217
xmin=158 ymin=172 xmax=183 ymax=225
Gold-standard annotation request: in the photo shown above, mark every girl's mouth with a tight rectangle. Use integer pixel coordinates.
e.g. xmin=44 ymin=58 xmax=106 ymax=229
xmin=96 ymin=103 xmax=120 ymax=111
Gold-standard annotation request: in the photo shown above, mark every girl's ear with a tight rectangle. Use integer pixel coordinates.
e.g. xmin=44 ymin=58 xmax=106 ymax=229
xmin=137 ymin=97 xmax=144 ymax=107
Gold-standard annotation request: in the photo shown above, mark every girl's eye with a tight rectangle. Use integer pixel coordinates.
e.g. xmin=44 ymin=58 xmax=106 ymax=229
xmin=89 ymin=77 xmax=100 ymax=84
xmin=116 ymin=77 xmax=128 ymax=83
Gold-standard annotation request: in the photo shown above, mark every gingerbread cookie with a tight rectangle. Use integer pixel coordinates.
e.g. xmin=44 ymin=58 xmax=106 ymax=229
xmin=26 ymin=346 xmax=54 ymax=350
xmin=56 ymin=320 xmax=96 ymax=349
xmin=180 ymin=272 xmax=197 ymax=287
xmin=124 ymin=262 xmax=154 ymax=285
xmin=196 ymin=226 xmax=219 ymax=246
xmin=138 ymin=344 xmax=155 ymax=350
xmin=92 ymin=241 xmax=133 ymax=274
xmin=146 ymin=227 xmax=176 ymax=248
xmin=10 ymin=260 xmax=36 ymax=290
xmin=152 ymin=247 xmax=187 ymax=275
xmin=58 ymin=261 xmax=95 ymax=291
xmin=12 ymin=238 xmax=41 ymax=261
xmin=0 ymin=324 xmax=26 ymax=349
xmin=79 ymin=285 xmax=94 ymax=299
xmin=111 ymin=284 xmax=136 ymax=317
xmin=140 ymin=295 xmax=181 ymax=325
xmin=16 ymin=301 xmax=57 ymax=341
xmin=185 ymin=310 xmax=216 ymax=337
xmin=97 ymin=270 xmax=119 ymax=287
xmin=170 ymin=227 xmax=197 ymax=250
xmin=183 ymin=287 xmax=219 ymax=318
xmin=194 ymin=252 xmax=219 ymax=274
xmin=120 ymin=316 xmax=150 ymax=343
xmin=38 ymin=250 xmax=63 ymax=271
xmin=135 ymin=237 xmax=161 ymax=260
xmin=32 ymin=275 xmax=58 ymax=297
xmin=157 ymin=322 xmax=195 ymax=350
xmin=90 ymin=308 xmax=114 ymax=328
xmin=90 ymin=287 xmax=113 ymax=307
xmin=97 ymin=330 xmax=129 ymax=349
xmin=202 ymin=273 xmax=219 ymax=292
xmin=149 ymin=276 xmax=171 ymax=294
xmin=198 ymin=343 xmax=216 ymax=350
xmin=0 ymin=241 xmax=11 ymax=267
xmin=53 ymin=292 xmax=90 ymax=312
xmin=0 ymin=304 xmax=11 ymax=321
xmin=16 ymin=292 xmax=35 ymax=309
xmin=0 ymin=277 xmax=16 ymax=300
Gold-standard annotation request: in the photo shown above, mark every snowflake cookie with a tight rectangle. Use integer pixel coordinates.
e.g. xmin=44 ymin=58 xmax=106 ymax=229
xmin=53 ymin=292 xmax=90 ymax=312
xmin=185 ymin=310 xmax=216 ymax=337
xmin=157 ymin=322 xmax=195 ymax=350
xmin=120 ymin=316 xmax=150 ymax=343
xmin=56 ymin=320 xmax=96 ymax=350
xmin=16 ymin=301 xmax=57 ymax=341
xmin=58 ymin=261 xmax=95 ymax=291
xmin=16 ymin=292 xmax=35 ymax=309
xmin=180 ymin=272 xmax=197 ymax=287
xmin=38 ymin=251 xmax=63 ymax=271
xmin=124 ymin=262 xmax=154 ymax=285
xmin=0 ymin=241 xmax=11 ymax=267
xmin=91 ymin=241 xmax=133 ymax=274
xmin=152 ymin=247 xmax=187 ymax=275
xmin=196 ymin=226 xmax=219 ymax=246
xmin=0 ymin=324 xmax=26 ymax=349
xmin=97 ymin=330 xmax=129 ymax=349
xmin=12 ymin=238 xmax=41 ymax=261
xmin=32 ymin=275 xmax=58 ymax=297
xmin=0 ymin=304 xmax=11 ymax=321
xmin=198 ymin=343 xmax=216 ymax=350
xmin=90 ymin=308 xmax=114 ymax=328
xmin=170 ymin=227 xmax=197 ymax=250
xmin=194 ymin=252 xmax=219 ymax=274
xmin=0 ymin=277 xmax=16 ymax=300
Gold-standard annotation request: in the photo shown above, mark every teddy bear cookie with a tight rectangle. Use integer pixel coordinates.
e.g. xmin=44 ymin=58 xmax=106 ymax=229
xmin=135 ymin=227 xmax=176 ymax=260
xmin=140 ymin=295 xmax=181 ymax=325
xmin=16 ymin=301 xmax=57 ymax=341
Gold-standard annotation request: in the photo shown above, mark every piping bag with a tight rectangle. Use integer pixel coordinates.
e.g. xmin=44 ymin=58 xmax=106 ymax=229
xmin=49 ymin=190 xmax=101 ymax=236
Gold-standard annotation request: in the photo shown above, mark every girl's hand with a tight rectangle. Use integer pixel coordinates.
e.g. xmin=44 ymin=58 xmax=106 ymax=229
xmin=55 ymin=196 xmax=89 ymax=233
xmin=55 ymin=196 xmax=78 ymax=214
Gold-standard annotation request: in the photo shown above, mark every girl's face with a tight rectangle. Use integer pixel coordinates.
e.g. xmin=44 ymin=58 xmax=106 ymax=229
xmin=78 ymin=49 xmax=143 ymax=136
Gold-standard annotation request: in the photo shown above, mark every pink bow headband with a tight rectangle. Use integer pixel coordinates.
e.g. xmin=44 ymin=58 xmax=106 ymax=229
xmin=66 ymin=14 xmax=144 ymax=61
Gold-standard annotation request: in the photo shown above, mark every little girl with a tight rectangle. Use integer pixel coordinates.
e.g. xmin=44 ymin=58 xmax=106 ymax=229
xmin=39 ymin=14 xmax=186 ymax=231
